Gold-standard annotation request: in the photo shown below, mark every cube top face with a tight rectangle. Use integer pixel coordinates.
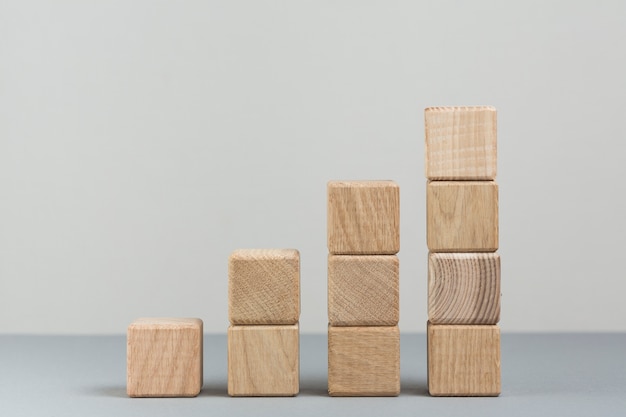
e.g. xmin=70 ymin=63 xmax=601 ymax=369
xmin=425 ymin=106 xmax=497 ymax=180
xmin=328 ymin=326 xmax=400 ymax=396
xmin=328 ymin=255 xmax=399 ymax=326
xmin=429 ymin=253 xmax=500 ymax=325
xmin=427 ymin=181 xmax=498 ymax=252
xmin=129 ymin=317 xmax=203 ymax=329
xmin=428 ymin=323 xmax=501 ymax=396
xmin=127 ymin=318 xmax=203 ymax=397
xmin=227 ymin=324 xmax=299 ymax=396
xmin=228 ymin=249 xmax=300 ymax=325
xmin=327 ymin=181 xmax=400 ymax=255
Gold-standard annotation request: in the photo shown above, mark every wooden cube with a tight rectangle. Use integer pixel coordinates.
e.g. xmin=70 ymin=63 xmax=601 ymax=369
xmin=425 ymin=106 xmax=497 ymax=180
xmin=327 ymin=181 xmax=400 ymax=255
xmin=127 ymin=318 xmax=203 ymax=397
xmin=228 ymin=324 xmax=299 ymax=396
xmin=429 ymin=252 xmax=500 ymax=324
xmin=228 ymin=249 xmax=300 ymax=325
xmin=427 ymin=181 xmax=498 ymax=252
xmin=428 ymin=323 xmax=501 ymax=396
xmin=328 ymin=326 xmax=400 ymax=396
xmin=328 ymin=255 xmax=399 ymax=326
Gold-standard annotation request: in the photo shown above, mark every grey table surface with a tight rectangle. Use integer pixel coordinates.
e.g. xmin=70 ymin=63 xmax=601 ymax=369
xmin=0 ymin=333 xmax=624 ymax=416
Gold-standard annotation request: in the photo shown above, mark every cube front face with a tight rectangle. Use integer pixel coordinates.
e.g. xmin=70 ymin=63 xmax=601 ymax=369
xmin=427 ymin=181 xmax=498 ymax=252
xmin=327 ymin=181 xmax=400 ymax=255
xmin=428 ymin=253 xmax=500 ymax=324
xmin=427 ymin=323 xmax=501 ymax=396
xmin=328 ymin=326 xmax=400 ymax=396
xmin=228 ymin=249 xmax=300 ymax=325
xmin=127 ymin=318 xmax=203 ymax=398
xmin=328 ymin=255 xmax=399 ymax=326
xmin=227 ymin=324 xmax=299 ymax=396
xmin=425 ymin=106 xmax=497 ymax=180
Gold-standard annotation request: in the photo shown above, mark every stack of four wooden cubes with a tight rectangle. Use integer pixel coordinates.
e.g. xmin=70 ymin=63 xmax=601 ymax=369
xmin=425 ymin=106 xmax=501 ymax=396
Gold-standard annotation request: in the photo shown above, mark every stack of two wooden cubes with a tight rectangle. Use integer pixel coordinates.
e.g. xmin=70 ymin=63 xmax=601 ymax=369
xmin=425 ymin=106 xmax=501 ymax=396
xmin=327 ymin=181 xmax=401 ymax=396
xmin=227 ymin=249 xmax=301 ymax=396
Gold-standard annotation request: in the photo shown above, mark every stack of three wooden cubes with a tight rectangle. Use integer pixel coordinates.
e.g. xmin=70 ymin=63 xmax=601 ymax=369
xmin=327 ymin=180 xmax=401 ymax=396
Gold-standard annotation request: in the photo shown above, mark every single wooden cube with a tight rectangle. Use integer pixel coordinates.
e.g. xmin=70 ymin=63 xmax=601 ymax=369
xmin=425 ymin=106 xmax=497 ymax=180
xmin=429 ymin=252 xmax=500 ymax=324
xmin=427 ymin=181 xmax=498 ymax=252
xmin=127 ymin=318 xmax=203 ymax=397
xmin=328 ymin=325 xmax=400 ymax=396
xmin=228 ymin=324 xmax=299 ymax=396
xmin=428 ymin=323 xmax=501 ymax=396
xmin=327 ymin=181 xmax=400 ymax=255
xmin=228 ymin=249 xmax=300 ymax=325
xmin=328 ymin=255 xmax=399 ymax=326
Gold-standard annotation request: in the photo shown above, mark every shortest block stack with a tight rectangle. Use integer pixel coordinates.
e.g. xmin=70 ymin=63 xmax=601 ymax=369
xmin=425 ymin=106 xmax=501 ymax=396
xmin=327 ymin=181 xmax=400 ymax=396
xmin=127 ymin=317 xmax=203 ymax=397
xmin=228 ymin=249 xmax=300 ymax=396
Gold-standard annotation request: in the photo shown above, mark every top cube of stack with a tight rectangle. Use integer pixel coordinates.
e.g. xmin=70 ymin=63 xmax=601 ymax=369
xmin=327 ymin=181 xmax=400 ymax=255
xmin=425 ymin=106 xmax=497 ymax=180
xmin=228 ymin=249 xmax=300 ymax=325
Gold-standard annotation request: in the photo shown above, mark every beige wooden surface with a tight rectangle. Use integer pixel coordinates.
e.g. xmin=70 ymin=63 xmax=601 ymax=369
xmin=328 ymin=325 xmax=400 ymax=396
xmin=227 ymin=324 xmax=299 ymax=396
xmin=427 ymin=323 xmax=501 ymax=396
xmin=425 ymin=106 xmax=497 ymax=180
xmin=228 ymin=249 xmax=300 ymax=325
xmin=127 ymin=318 xmax=203 ymax=398
xmin=327 ymin=181 xmax=400 ymax=255
xmin=427 ymin=181 xmax=498 ymax=252
xmin=428 ymin=252 xmax=500 ymax=324
xmin=328 ymin=254 xmax=399 ymax=326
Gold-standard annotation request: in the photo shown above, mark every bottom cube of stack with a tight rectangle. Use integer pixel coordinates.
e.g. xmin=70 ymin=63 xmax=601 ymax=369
xmin=328 ymin=325 xmax=400 ymax=396
xmin=427 ymin=322 xmax=501 ymax=396
xmin=227 ymin=324 xmax=299 ymax=396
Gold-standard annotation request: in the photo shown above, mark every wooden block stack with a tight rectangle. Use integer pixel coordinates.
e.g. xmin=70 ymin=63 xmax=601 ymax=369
xmin=227 ymin=249 xmax=300 ymax=396
xmin=127 ymin=317 xmax=203 ymax=397
xmin=327 ymin=181 xmax=400 ymax=396
xmin=425 ymin=106 xmax=501 ymax=396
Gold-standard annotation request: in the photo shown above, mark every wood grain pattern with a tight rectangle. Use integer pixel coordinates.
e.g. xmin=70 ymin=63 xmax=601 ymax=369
xmin=427 ymin=323 xmax=500 ymax=396
xmin=328 ymin=325 xmax=400 ymax=396
xmin=427 ymin=181 xmax=498 ymax=252
xmin=127 ymin=318 xmax=203 ymax=397
xmin=327 ymin=181 xmax=400 ymax=255
xmin=425 ymin=106 xmax=497 ymax=180
xmin=328 ymin=255 xmax=399 ymax=326
xmin=228 ymin=249 xmax=300 ymax=325
xmin=429 ymin=253 xmax=500 ymax=324
xmin=227 ymin=324 xmax=299 ymax=396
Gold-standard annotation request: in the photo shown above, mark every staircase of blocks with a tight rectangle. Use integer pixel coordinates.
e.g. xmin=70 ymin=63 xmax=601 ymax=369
xmin=125 ymin=105 xmax=501 ymax=399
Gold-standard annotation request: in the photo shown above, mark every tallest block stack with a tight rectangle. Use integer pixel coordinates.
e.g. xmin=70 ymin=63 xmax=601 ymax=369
xmin=425 ymin=106 xmax=501 ymax=396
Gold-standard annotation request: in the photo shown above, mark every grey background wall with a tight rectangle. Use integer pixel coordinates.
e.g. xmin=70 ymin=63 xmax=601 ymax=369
xmin=1 ymin=1 xmax=625 ymax=334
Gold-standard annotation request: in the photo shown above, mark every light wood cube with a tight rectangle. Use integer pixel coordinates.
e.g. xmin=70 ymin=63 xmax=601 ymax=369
xmin=425 ymin=106 xmax=497 ymax=180
xmin=429 ymin=252 xmax=500 ymax=324
xmin=428 ymin=323 xmax=501 ymax=396
xmin=427 ymin=181 xmax=498 ymax=252
xmin=328 ymin=255 xmax=399 ymax=326
xmin=127 ymin=318 xmax=203 ymax=397
xmin=228 ymin=324 xmax=299 ymax=396
xmin=327 ymin=181 xmax=400 ymax=255
xmin=328 ymin=326 xmax=400 ymax=396
xmin=228 ymin=249 xmax=300 ymax=325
